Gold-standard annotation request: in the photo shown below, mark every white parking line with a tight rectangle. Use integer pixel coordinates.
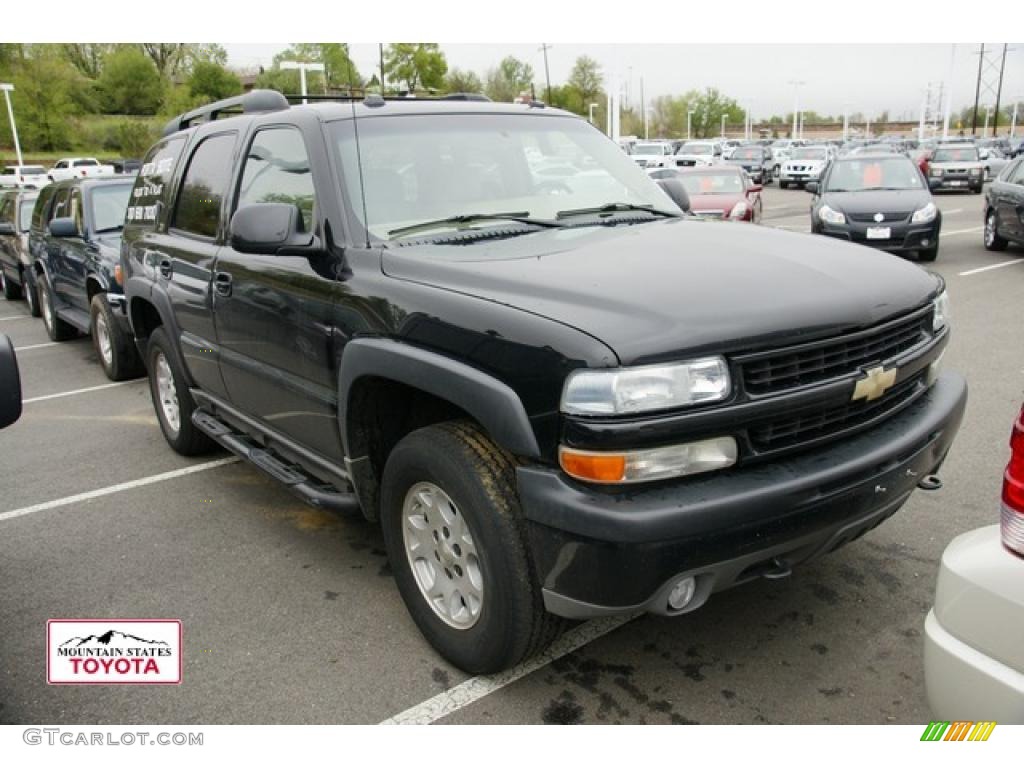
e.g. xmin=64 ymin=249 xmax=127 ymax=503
xmin=940 ymin=208 xmax=964 ymax=215
xmin=0 ymin=315 xmax=31 ymax=322
xmin=942 ymin=227 xmax=983 ymax=237
xmin=381 ymin=613 xmax=639 ymax=724
xmin=959 ymin=259 xmax=1024 ymax=277
xmin=14 ymin=342 xmax=58 ymax=352
xmin=0 ymin=457 xmax=241 ymax=523
xmin=23 ymin=380 xmax=139 ymax=404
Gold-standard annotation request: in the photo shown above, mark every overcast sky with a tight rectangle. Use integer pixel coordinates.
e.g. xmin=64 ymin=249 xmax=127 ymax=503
xmin=223 ymin=43 xmax=1023 ymax=120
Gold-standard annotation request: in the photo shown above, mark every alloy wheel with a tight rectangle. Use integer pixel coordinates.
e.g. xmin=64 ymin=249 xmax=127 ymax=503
xmin=154 ymin=352 xmax=180 ymax=434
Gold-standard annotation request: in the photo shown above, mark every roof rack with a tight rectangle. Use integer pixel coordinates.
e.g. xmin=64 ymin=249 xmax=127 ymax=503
xmin=161 ymin=90 xmax=290 ymax=137
xmin=280 ymin=92 xmax=493 ymax=106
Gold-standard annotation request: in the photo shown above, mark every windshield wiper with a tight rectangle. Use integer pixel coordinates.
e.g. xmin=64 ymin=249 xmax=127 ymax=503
xmin=94 ymin=225 xmax=124 ymax=234
xmin=388 ymin=212 xmax=562 ymax=238
xmin=555 ymin=202 xmax=681 ymax=220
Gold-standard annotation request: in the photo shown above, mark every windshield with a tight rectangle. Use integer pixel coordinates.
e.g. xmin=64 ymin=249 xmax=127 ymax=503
xmin=89 ymin=183 xmax=132 ymax=232
xmin=825 ymin=157 xmax=923 ymax=192
xmin=679 ymin=143 xmax=713 ymax=155
xmin=73 ymin=159 xmax=99 ymax=167
xmin=792 ymin=148 xmax=826 ymax=160
xmin=677 ymin=172 xmax=744 ymax=196
xmin=331 ymin=114 xmax=677 ymax=241
xmin=732 ymin=148 xmax=762 ymax=160
xmin=932 ymin=147 xmax=979 ymax=163
xmin=19 ymin=199 xmax=35 ymax=231
xmin=633 ymin=144 xmax=667 ymax=155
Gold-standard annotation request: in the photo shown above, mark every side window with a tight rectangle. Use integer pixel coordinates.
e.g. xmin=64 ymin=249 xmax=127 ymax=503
xmin=50 ymin=188 xmax=71 ymax=222
xmin=1008 ymin=158 xmax=1024 ymax=185
xmin=55 ymin=161 xmax=67 ymax=170
xmin=237 ymin=127 xmax=315 ymax=232
xmin=0 ymin=197 xmax=12 ymax=224
xmin=126 ymin=135 xmax=186 ymax=228
xmin=70 ymin=189 xmax=83 ymax=233
xmin=31 ymin=188 xmax=52 ymax=230
xmin=171 ymin=133 xmax=237 ymax=238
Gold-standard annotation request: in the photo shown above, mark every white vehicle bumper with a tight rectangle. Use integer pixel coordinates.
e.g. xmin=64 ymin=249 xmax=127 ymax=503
xmin=924 ymin=526 xmax=1024 ymax=722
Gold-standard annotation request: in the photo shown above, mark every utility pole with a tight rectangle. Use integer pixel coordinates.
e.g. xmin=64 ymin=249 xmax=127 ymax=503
xmin=538 ymin=43 xmax=553 ymax=105
xmin=993 ymin=43 xmax=1008 ymax=136
xmin=0 ymin=83 xmax=23 ymax=167
xmin=942 ymin=45 xmax=956 ymax=139
xmin=788 ymin=80 xmax=805 ymax=139
xmin=721 ymin=113 xmax=726 ymax=137
xmin=972 ymin=44 xmax=985 ymax=135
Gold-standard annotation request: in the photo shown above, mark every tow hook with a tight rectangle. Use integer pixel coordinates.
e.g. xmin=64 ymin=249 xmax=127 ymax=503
xmin=917 ymin=474 xmax=943 ymax=491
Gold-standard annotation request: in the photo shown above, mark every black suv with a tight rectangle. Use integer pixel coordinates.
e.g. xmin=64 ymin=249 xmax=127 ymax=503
xmin=29 ymin=177 xmax=142 ymax=380
xmin=123 ymin=90 xmax=967 ymax=673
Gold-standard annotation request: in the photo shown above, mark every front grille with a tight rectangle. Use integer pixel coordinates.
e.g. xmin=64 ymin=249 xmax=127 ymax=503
xmin=676 ymin=159 xmax=696 ymax=167
xmin=740 ymin=308 xmax=931 ymax=395
xmin=749 ymin=372 xmax=925 ymax=451
xmin=848 ymin=211 xmax=911 ymax=223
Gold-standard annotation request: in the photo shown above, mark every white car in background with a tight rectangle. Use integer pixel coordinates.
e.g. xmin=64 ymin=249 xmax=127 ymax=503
xmin=629 ymin=141 xmax=675 ymax=169
xmin=719 ymin=139 xmax=742 ymax=159
xmin=924 ymin=403 xmax=1024 ymax=721
xmin=0 ymin=165 xmax=49 ymax=189
xmin=47 ymin=157 xmax=115 ymax=183
xmin=672 ymin=140 xmax=722 ymax=168
xmin=779 ymin=145 xmax=833 ymax=189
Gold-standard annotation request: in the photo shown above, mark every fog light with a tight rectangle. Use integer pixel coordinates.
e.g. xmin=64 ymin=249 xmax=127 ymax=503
xmin=920 ymin=239 xmax=930 ymax=247
xmin=667 ymin=576 xmax=697 ymax=611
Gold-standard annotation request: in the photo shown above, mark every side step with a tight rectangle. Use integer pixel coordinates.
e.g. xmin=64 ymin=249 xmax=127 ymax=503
xmin=191 ymin=409 xmax=361 ymax=513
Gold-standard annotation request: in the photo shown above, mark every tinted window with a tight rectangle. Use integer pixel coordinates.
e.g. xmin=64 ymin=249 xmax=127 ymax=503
xmin=31 ymin=187 xmax=54 ymax=230
xmin=171 ymin=133 xmax=237 ymax=238
xmin=73 ymin=159 xmax=98 ymax=167
xmin=21 ymin=166 xmax=45 ymax=175
xmin=1 ymin=168 xmax=13 ymax=176
xmin=237 ymin=127 xmax=315 ymax=232
xmin=19 ymin=198 xmax=35 ymax=231
xmin=90 ymin=183 xmax=132 ymax=233
xmin=50 ymin=188 xmax=72 ymax=221
xmin=127 ymin=136 xmax=186 ymax=227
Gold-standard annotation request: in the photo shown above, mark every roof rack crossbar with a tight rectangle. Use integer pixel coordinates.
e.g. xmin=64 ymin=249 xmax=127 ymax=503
xmin=162 ymin=89 xmax=291 ymax=137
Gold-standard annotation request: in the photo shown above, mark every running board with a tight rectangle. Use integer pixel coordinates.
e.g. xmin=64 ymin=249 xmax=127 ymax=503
xmin=191 ymin=409 xmax=361 ymax=513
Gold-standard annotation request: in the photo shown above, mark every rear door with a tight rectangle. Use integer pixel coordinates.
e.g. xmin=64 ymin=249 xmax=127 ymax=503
xmin=45 ymin=186 xmax=72 ymax=296
xmin=160 ymin=132 xmax=239 ymax=398
xmin=999 ymin=159 xmax=1024 ymax=240
xmin=58 ymin=187 xmax=90 ymax=311
xmin=212 ymin=123 xmax=344 ymax=461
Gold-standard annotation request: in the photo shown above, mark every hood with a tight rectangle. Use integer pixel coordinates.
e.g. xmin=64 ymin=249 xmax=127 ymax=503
xmin=822 ymin=189 xmax=932 ymax=215
xmin=688 ymin=193 xmax=745 ymax=212
xmin=381 ymin=219 xmax=940 ymax=366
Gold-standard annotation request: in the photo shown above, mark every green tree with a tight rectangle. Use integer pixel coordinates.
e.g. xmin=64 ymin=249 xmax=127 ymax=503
xmin=485 ymin=56 xmax=534 ymax=102
xmin=138 ymin=43 xmax=189 ymax=78
xmin=444 ymin=67 xmax=483 ymax=95
xmin=689 ymin=87 xmax=744 ymax=138
xmin=8 ymin=52 xmax=81 ymax=150
xmin=567 ymin=56 xmax=602 ymax=114
xmin=187 ymin=61 xmax=242 ymax=103
xmin=98 ymin=47 xmax=164 ymax=114
xmin=62 ymin=43 xmax=117 ymax=79
xmin=383 ymin=43 xmax=447 ymax=92
xmin=650 ymin=94 xmax=693 ymax=138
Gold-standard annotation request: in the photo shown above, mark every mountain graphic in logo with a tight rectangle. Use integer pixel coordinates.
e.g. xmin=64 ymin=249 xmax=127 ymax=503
xmin=59 ymin=630 xmax=170 ymax=648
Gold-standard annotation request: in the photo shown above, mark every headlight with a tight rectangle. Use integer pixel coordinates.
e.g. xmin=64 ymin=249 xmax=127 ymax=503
xmin=932 ymin=290 xmax=950 ymax=333
xmin=930 ymin=167 xmax=943 ymax=177
xmin=561 ymin=356 xmax=731 ymax=416
xmin=730 ymin=201 xmax=749 ymax=220
xmin=911 ymin=202 xmax=938 ymax=223
xmin=559 ymin=437 xmax=738 ymax=484
xmin=818 ymin=204 xmax=846 ymax=225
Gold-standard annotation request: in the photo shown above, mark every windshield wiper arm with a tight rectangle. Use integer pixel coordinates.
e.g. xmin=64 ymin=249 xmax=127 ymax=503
xmin=388 ymin=212 xmax=562 ymax=238
xmin=555 ymin=202 xmax=681 ymax=220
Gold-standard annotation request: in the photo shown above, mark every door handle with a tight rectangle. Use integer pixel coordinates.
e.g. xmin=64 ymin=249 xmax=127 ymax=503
xmin=158 ymin=259 xmax=172 ymax=278
xmin=214 ymin=271 xmax=233 ymax=297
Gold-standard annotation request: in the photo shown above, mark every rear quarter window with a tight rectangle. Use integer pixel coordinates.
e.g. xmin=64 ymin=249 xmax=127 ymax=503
xmin=125 ymin=136 xmax=186 ymax=230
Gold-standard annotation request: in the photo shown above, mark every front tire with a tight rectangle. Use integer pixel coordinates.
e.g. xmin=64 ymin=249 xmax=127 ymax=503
xmin=780 ymin=180 xmax=789 ymax=189
xmin=380 ymin=421 xmax=563 ymax=674
xmin=38 ymin=273 xmax=76 ymax=341
xmin=1 ymin=269 xmax=21 ymax=300
xmin=146 ymin=327 xmax=216 ymax=456
xmin=24 ymin=271 xmax=41 ymax=317
xmin=90 ymin=294 xmax=144 ymax=381
xmin=984 ymin=209 xmax=1008 ymax=251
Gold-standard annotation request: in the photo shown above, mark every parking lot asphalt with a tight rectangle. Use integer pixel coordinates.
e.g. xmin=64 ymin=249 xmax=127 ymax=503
xmin=1 ymin=184 xmax=1022 ymax=725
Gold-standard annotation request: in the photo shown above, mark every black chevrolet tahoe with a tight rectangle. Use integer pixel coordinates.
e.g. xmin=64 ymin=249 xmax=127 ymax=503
xmin=122 ymin=90 xmax=967 ymax=673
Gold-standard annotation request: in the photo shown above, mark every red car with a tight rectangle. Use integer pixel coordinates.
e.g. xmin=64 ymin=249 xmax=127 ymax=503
xmin=649 ymin=166 xmax=763 ymax=222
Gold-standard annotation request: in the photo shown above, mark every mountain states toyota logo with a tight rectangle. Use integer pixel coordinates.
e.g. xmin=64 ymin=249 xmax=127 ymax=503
xmin=47 ymin=620 xmax=182 ymax=685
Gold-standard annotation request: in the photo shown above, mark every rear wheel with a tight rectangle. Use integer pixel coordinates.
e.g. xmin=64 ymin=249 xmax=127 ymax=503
xmin=24 ymin=271 xmax=40 ymax=317
xmin=146 ymin=327 xmax=216 ymax=456
xmin=38 ymin=273 xmax=76 ymax=341
xmin=984 ymin=209 xmax=1008 ymax=251
xmin=780 ymin=180 xmax=789 ymax=189
xmin=380 ymin=421 xmax=564 ymax=674
xmin=1 ymin=269 xmax=21 ymax=300
xmin=90 ymin=294 xmax=144 ymax=381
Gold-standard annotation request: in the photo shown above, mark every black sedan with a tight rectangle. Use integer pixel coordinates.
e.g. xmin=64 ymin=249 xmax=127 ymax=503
xmin=807 ymin=153 xmax=941 ymax=262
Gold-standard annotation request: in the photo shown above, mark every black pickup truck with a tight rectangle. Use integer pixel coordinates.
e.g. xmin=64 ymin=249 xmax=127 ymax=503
xmin=123 ymin=90 xmax=966 ymax=673
xmin=29 ymin=176 xmax=143 ymax=380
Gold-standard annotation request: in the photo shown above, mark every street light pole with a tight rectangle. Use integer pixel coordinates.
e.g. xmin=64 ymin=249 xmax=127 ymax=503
xmin=942 ymin=44 xmax=956 ymax=140
xmin=0 ymin=84 xmax=23 ymax=167
xmin=588 ymin=102 xmax=598 ymax=125
xmin=687 ymin=110 xmax=695 ymax=140
xmin=788 ymin=80 xmax=805 ymax=139
xmin=720 ymin=113 xmax=726 ymax=138
xmin=280 ymin=61 xmax=325 ymax=104
xmin=538 ymin=43 xmax=553 ymax=105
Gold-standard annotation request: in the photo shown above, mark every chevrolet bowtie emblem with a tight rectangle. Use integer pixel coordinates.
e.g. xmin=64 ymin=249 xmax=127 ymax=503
xmin=852 ymin=365 xmax=898 ymax=402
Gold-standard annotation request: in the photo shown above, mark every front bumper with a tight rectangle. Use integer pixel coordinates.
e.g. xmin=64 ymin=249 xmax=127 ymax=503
xmin=924 ymin=526 xmax=1024 ymax=721
xmin=518 ymin=372 xmax=967 ymax=618
xmin=931 ymin=174 xmax=983 ymax=190
xmin=818 ymin=217 xmax=941 ymax=254
xmin=780 ymin=170 xmax=821 ymax=183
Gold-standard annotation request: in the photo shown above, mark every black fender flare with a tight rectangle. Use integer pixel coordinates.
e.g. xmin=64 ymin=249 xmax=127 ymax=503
xmin=125 ymin=276 xmax=194 ymax=387
xmin=338 ymin=337 xmax=541 ymax=460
